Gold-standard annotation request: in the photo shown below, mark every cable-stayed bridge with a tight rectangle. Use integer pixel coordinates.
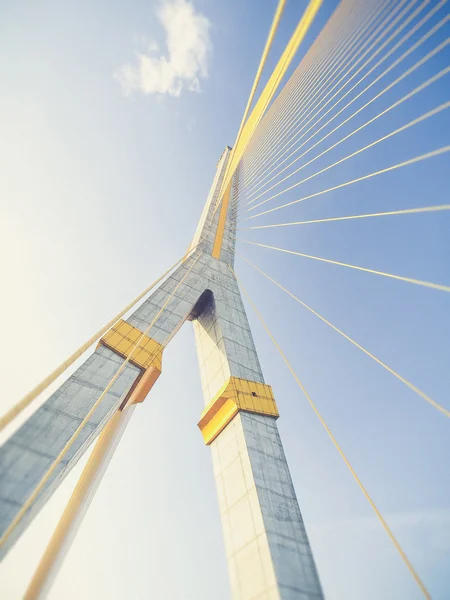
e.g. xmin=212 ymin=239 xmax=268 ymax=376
xmin=0 ymin=1 xmax=449 ymax=598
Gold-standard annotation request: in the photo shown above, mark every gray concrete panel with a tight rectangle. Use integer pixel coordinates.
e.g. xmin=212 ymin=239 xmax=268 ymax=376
xmin=0 ymin=346 xmax=140 ymax=557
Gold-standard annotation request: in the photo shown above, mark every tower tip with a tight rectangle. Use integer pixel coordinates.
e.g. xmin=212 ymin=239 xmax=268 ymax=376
xmin=216 ymin=146 xmax=233 ymax=168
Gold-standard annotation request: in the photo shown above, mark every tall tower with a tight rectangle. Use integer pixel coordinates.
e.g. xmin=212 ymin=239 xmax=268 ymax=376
xmin=0 ymin=148 xmax=323 ymax=599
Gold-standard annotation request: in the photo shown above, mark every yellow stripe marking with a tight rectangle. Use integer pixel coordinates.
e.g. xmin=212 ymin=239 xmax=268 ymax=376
xmin=212 ymin=181 xmax=232 ymax=259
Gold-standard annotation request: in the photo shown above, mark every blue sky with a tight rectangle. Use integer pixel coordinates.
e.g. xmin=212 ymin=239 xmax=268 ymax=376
xmin=0 ymin=1 xmax=449 ymax=599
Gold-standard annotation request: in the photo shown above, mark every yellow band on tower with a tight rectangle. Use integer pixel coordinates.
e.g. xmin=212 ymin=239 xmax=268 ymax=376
xmin=99 ymin=319 xmax=164 ymax=406
xmin=99 ymin=319 xmax=163 ymax=371
xmin=198 ymin=376 xmax=279 ymax=445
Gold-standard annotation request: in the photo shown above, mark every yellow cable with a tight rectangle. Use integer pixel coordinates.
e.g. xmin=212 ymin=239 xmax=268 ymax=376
xmin=0 ymin=249 xmax=199 ymax=433
xmin=245 ymin=10 xmax=449 ymax=205
xmin=213 ymin=0 xmax=322 ymax=223
xmin=228 ymin=263 xmax=432 ymax=600
xmin=244 ymin=2 xmax=448 ymax=201
xmin=0 ymin=251 xmax=203 ymax=549
xmin=220 ymin=0 xmax=321 ymax=196
xmin=242 ymin=0 xmax=381 ymax=180
xmin=232 ymin=0 xmax=287 ymax=157
xmin=239 ymin=254 xmax=450 ymax=418
xmin=243 ymin=0 xmax=411 ymax=187
xmin=242 ymin=0 xmax=357 ymax=163
xmin=243 ymin=240 xmax=450 ymax=294
xmin=216 ymin=0 xmax=323 ymax=207
xmin=238 ymin=204 xmax=450 ymax=230
xmin=246 ymin=100 xmax=450 ymax=213
xmin=244 ymin=0 xmax=394 ymax=187
xmin=245 ymin=59 xmax=450 ymax=208
xmin=243 ymin=0 xmax=428 ymax=191
xmin=243 ymin=146 xmax=450 ymax=220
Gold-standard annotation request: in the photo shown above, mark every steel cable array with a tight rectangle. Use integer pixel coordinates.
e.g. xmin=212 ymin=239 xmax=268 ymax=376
xmin=231 ymin=2 xmax=449 ymax=596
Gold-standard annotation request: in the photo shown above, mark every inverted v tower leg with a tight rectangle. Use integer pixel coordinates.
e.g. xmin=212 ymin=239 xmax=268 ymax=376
xmin=23 ymin=406 xmax=136 ymax=600
xmin=193 ymin=276 xmax=323 ymax=599
xmin=0 ymin=147 xmax=323 ymax=599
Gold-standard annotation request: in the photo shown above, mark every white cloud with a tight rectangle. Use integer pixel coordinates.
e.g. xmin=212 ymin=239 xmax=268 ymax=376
xmin=116 ymin=0 xmax=212 ymax=98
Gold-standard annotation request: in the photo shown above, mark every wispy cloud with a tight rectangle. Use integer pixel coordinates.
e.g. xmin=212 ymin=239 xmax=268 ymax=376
xmin=115 ymin=0 xmax=212 ymax=98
